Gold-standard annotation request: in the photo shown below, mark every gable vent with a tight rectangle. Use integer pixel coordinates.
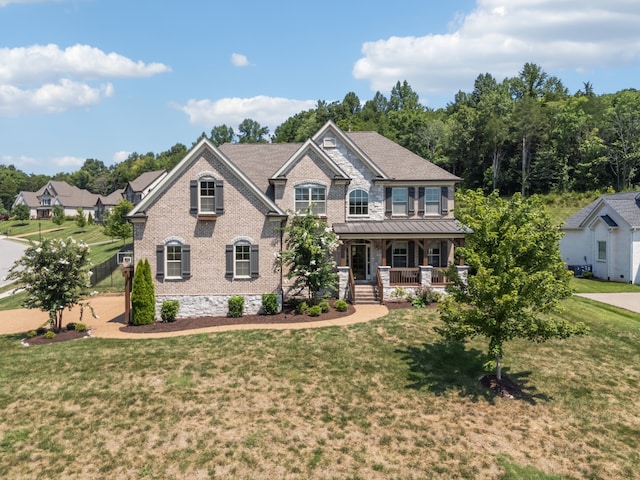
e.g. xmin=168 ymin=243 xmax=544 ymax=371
xmin=323 ymin=137 xmax=337 ymax=148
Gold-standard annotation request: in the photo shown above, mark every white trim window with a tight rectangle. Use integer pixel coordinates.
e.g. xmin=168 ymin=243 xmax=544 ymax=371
xmin=349 ymin=189 xmax=369 ymax=216
xmin=392 ymin=242 xmax=408 ymax=268
xmin=166 ymin=243 xmax=183 ymax=279
xmin=199 ymin=179 xmax=216 ymax=213
xmin=597 ymin=240 xmax=607 ymax=261
xmin=295 ymin=185 xmax=326 ymax=215
xmin=235 ymin=242 xmax=251 ymax=278
xmin=427 ymin=245 xmax=441 ymax=267
xmin=425 ymin=187 xmax=440 ymax=215
xmin=392 ymin=188 xmax=408 ymax=216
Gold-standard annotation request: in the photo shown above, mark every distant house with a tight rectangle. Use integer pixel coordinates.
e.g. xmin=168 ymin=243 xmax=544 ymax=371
xmin=560 ymin=191 xmax=640 ymax=284
xmin=123 ymin=170 xmax=167 ymax=205
xmin=12 ymin=180 xmax=100 ymax=219
xmin=95 ymin=189 xmax=124 ymax=223
xmin=128 ymin=121 xmax=467 ymax=317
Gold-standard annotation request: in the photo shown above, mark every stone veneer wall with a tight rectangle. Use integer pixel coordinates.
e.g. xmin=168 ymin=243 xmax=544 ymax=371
xmin=156 ymin=293 xmax=283 ymax=318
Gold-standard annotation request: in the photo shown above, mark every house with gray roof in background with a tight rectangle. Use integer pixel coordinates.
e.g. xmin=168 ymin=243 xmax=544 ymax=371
xmin=560 ymin=191 xmax=640 ymax=284
xmin=12 ymin=180 xmax=100 ymax=219
xmin=127 ymin=121 xmax=467 ymax=318
xmin=122 ymin=170 xmax=167 ymax=205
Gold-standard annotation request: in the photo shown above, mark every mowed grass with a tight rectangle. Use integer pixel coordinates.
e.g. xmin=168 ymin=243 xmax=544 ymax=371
xmin=1 ymin=297 xmax=639 ymax=479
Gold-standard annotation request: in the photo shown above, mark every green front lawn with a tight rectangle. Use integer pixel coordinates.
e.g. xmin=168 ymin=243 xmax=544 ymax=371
xmin=0 ymin=296 xmax=638 ymax=479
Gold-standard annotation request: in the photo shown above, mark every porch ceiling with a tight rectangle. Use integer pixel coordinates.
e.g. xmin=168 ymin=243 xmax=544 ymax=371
xmin=332 ymin=219 xmax=466 ymax=239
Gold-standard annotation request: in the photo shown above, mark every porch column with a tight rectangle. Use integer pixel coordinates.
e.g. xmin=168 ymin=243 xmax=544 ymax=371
xmin=456 ymin=265 xmax=469 ymax=284
xmin=419 ymin=265 xmax=433 ymax=287
xmin=381 ymin=239 xmax=387 ymax=266
xmin=378 ymin=265 xmax=390 ymax=302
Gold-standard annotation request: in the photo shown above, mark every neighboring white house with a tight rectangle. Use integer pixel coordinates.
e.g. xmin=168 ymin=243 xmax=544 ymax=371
xmin=12 ymin=180 xmax=100 ymax=219
xmin=560 ymin=191 xmax=640 ymax=284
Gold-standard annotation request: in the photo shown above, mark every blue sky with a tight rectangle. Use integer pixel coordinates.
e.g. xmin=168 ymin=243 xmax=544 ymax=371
xmin=1 ymin=0 xmax=639 ymax=176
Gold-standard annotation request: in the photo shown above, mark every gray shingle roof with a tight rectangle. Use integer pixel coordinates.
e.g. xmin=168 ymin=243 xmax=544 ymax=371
xmin=128 ymin=170 xmax=166 ymax=192
xmin=345 ymin=131 xmax=461 ymax=181
xmin=563 ymin=191 xmax=640 ymax=229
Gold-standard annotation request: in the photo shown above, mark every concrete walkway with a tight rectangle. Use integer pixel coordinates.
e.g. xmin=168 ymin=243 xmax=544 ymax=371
xmin=575 ymin=293 xmax=640 ymax=314
xmin=0 ymin=295 xmax=389 ymax=339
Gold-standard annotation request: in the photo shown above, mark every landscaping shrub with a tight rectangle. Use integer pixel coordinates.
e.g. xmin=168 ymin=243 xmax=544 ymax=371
xmin=295 ymin=300 xmax=309 ymax=315
xmin=262 ymin=293 xmax=279 ymax=315
xmin=44 ymin=331 xmax=56 ymax=339
xmin=308 ymin=305 xmax=322 ymax=317
xmin=161 ymin=300 xmax=180 ymax=322
xmin=413 ymin=286 xmax=440 ymax=308
xmin=66 ymin=322 xmax=76 ymax=331
xmin=36 ymin=327 xmax=47 ymax=336
xmin=582 ymin=271 xmax=594 ymax=279
xmin=228 ymin=296 xmax=244 ymax=318
xmin=26 ymin=330 xmax=36 ymax=338
xmin=334 ymin=299 xmax=348 ymax=312
xmin=319 ymin=300 xmax=330 ymax=313
xmin=75 ymin=323 xmax=87 ymax=333
xmin=131 ymin=259 xmax=156 ymax=325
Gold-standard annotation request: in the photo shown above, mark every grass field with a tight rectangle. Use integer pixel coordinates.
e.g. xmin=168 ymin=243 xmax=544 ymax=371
xmin=0 ymin=295 xmax=638 ymax=479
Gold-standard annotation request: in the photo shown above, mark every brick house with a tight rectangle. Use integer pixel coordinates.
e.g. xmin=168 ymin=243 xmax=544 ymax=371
xmin=128 ymin=121 xmax=466 ymax=317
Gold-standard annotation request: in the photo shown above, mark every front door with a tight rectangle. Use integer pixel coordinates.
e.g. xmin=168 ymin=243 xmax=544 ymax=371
xmin=350 ymin=244 xmax=369 ymax=282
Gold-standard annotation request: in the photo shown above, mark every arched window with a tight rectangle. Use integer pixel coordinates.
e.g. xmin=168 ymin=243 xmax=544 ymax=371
xmin=349 ymin=189 xmax=368 ymax=215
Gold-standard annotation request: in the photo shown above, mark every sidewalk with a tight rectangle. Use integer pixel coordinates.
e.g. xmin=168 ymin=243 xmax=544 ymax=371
xmin=0 ymin=295 xmax=389 ymax=339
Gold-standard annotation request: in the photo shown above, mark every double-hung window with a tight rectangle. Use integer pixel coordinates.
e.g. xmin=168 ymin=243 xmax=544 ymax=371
xmin=392 ymin=242 xmax=408 ymax=268
xmin=157 ymin=241 xmax=191 ymax=280
xmin=392 ymin=188 xmax=408 ymax=216
xmin=427 ymin=245 xmax=441 ymax=267
xmin=597 ymin=241 xmax=607 ymax=261
xmin=199 ymin=179 xmax=216 ymax=213
xmin=226 ymin=242 xmax=259 ymax=279
xmin=349 ymin=189 xmax=368 ymax=216
xmin=235 ymin=243 xmax=251 ymax=278
xmin=424 ymin=187 xmax=440 ymax=215
xmin=295 ymin=185 xmax=326 ymax=215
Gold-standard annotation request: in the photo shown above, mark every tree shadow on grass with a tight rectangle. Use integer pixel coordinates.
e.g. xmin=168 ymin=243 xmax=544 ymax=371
xmin=395 ymin=340 xmax=551 ymax=404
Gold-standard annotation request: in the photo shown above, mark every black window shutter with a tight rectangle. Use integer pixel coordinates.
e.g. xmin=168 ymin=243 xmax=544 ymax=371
xmin=215 ymin=180 xmax=224 ymax=215
xmin=386 ymin=244 xmax=392 ymax=267
xmin=441 ymin=241 xmax=449 ymax=267
xmin=418 ymin=187 xmax=425 ymax=215
xmin=190 ymin=180 xmax=198 ymax=214
xmin=250 ymin=244 xmax=259 ymax=278
xmin=182 ymin=245 xmax=191 ymax=279
xmin=385 ymin=188 xmax=392 ymax=215
xmin=408 ymin=187 xmax=415 ymax=215
xmin=156 ymin=245 xmax=164 ymax=280
xmin=441 ymin=186 xmax=449 ymax=215
xmin=225 ymin=245 xmax=233 ymax=278
xmin=408 ymin=240 xmax=416 ymax=267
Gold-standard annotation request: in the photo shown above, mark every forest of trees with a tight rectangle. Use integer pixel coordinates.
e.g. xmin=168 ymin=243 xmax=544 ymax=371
xmin=2 ymin=63 xmax=640 ymax=213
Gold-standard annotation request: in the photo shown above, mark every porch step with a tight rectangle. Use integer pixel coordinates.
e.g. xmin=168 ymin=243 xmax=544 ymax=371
xmin=353 ymin=283 xmax=380 ymax=305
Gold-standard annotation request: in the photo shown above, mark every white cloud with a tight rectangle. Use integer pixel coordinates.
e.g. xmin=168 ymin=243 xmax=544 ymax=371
xmin=0 ymin=44 xmax=170 ymax=116
xmin=112 ymin=151 xmax=132 ymax=163
xmin=353 ymin=0 xmax=640 ymax=97
xmin=53 ymin=155 xmax=85 ymax=169
xmin=177 ymin=95 xmax=317 ymax=133
xmin=231 ymin=53 xmax=251 ymax=67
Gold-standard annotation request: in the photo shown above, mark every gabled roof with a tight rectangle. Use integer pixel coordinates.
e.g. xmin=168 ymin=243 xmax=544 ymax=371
xmin=99 ymin=189 xmax=124 ymax=206
xmin=345 ymin=131 xmax=461 ymax=181
xmin=127 ymin=170 xmax=166 ymax=192
xmin=270 ymin=139 xmax=350 ymax=181
xmin=563 ymin=191 xmax=640 ymax=229
xmin=128 ymin=138 xmax=287 ymax=218
xmin=28 ymin=180 xmax=100 ymax=209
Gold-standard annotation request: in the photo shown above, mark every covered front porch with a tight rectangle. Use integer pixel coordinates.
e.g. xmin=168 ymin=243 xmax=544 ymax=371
xmin=332 ymin=219 xmax=467 ymax=304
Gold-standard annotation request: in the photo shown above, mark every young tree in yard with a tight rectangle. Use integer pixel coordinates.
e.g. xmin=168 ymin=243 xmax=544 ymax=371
xmin=11 ymin=203 xmax=30 ymax=222
xmin=438 ymin=189 xmax=588 ymax=381
xmin=281 ymin=209 xmax=340 ymax=299
xmin=103 ymin=199 xmax=133 ymax=244
xmin=75 ymin=208 xmax=86 ymax=229
xmin=52 ymin=205 xmax=65 ymax=226
xmin=131 ymin=259 xmax=155 ymax=325
xmin=7 ymin=238 xmax=93 ymax=332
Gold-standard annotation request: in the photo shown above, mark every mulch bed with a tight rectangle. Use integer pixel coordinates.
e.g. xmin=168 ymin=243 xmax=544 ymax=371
xmin=22 ymin=328 xmax=91 ymax=346
xmin=478 ymin=374 xmax=527 ymax=399
xmin=120 ymin=303 xmax=360 ymax=334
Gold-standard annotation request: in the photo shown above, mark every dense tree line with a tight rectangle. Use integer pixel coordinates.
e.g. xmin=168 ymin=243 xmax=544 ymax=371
xmin=2 ymin=62 xmax=639 ymax=213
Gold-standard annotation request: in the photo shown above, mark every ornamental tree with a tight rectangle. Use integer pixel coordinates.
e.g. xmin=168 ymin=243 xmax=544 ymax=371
xmin=281 ymin=209 xmax=340 ymax=299
xmin=7 ymin=237 xmax=93 ymax=332
xmin=103 ymin=199 xmax=133 ymax=244
xmin=131 ymin=258 xmax=155 ymax=325
xmin=437 ymin=189 xmax=587 ymax=380
xmin=52 ymin=205 xmax=65 ymax=226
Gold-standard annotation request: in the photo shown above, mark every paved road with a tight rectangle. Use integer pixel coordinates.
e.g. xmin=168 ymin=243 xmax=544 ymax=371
xmin=0 ymin=237 xmax=28 ymax=288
